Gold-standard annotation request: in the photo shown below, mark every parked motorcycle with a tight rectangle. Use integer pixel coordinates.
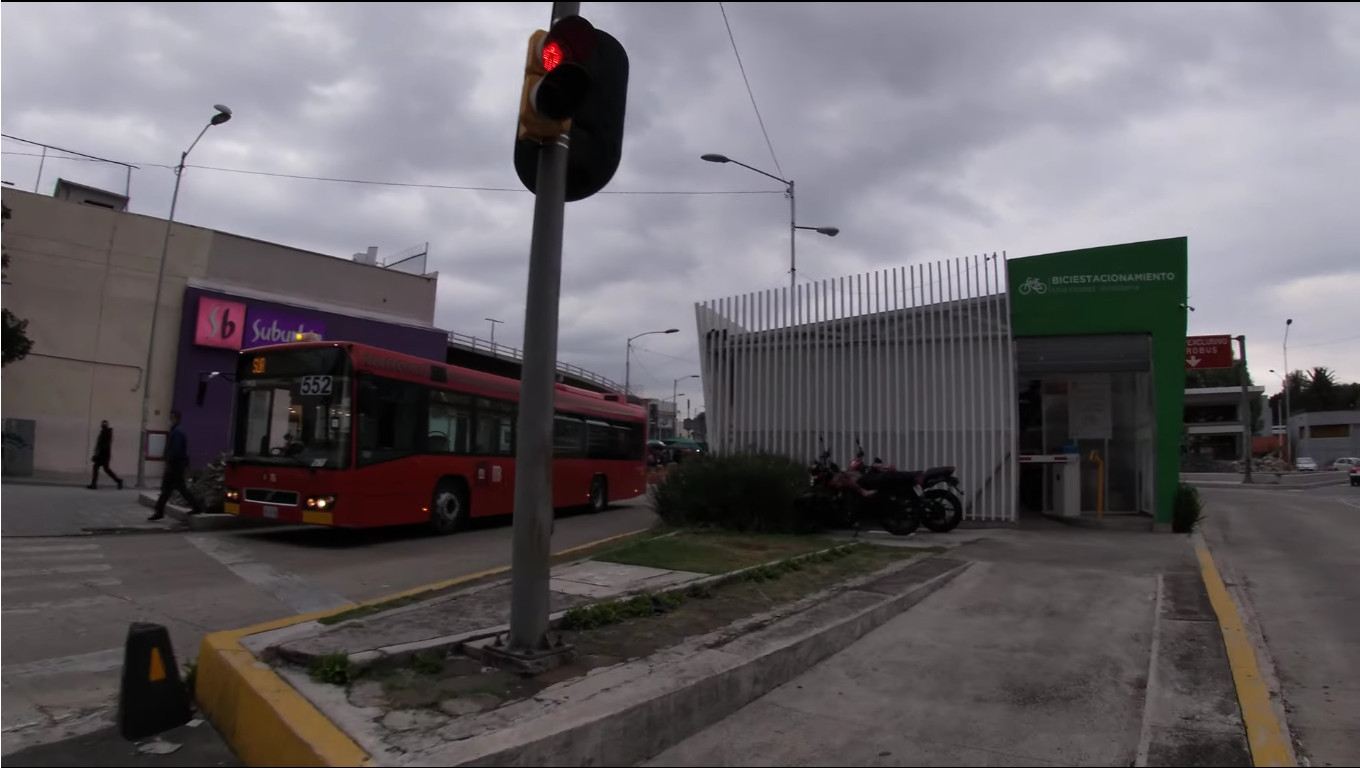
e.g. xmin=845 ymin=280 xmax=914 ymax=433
xmin=851 ymin=440 xmax=964 ymax=534
xmin=807 ymin=444 xmax=919 ymax=536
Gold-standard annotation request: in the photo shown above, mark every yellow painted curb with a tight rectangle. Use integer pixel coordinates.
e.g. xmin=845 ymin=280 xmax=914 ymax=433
xmin=1195 ymin=541 xmax=1296 ymax=767
xmin=196 ymin=527 xmax=651 ymax=767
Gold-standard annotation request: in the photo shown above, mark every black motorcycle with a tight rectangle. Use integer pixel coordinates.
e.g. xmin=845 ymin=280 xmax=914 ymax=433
xmin=852 ymin=441 xmax=963 ymax=534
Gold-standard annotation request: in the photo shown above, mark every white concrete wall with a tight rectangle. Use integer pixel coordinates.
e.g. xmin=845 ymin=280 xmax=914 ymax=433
xmin=205 ymin=233 xmax=437 ymax=326
xmin=2 ymin=188 xmax=212 ymax=481
xmin=697 ymin=256 xmax=1018 ymax=523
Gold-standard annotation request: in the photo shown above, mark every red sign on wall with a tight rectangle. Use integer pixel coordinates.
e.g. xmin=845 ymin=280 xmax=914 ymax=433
xmin=1186 ymin=335 xmax=1234 ymax=369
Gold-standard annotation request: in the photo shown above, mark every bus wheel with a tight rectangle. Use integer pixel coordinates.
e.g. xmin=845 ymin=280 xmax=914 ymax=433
xmin=589 ymin=476 xmax=608 ymax=513
xmin=429 ymin=478 xmax=468 ymax=535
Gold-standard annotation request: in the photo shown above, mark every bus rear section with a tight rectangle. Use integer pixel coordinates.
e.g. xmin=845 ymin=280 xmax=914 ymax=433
xmin=221 ymin=341 xmax=648 ymax=532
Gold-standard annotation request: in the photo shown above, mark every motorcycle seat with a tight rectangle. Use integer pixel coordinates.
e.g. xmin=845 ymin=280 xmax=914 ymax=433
xmin=901 ymin=466 xmax=955 ymax=480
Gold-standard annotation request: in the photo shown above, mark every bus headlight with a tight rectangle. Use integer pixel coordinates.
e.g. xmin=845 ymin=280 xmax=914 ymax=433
xmin=225 ymin=487 xmax=241 ymax=502
xmin=306 ymin=495 xmax=337 ymax=510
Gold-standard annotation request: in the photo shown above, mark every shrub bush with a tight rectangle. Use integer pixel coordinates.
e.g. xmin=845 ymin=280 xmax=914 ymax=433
xmin=650 ymin=451 xmax=821 ymax=534
xmin=1172 ymin=483 xmax=1205 ymax=533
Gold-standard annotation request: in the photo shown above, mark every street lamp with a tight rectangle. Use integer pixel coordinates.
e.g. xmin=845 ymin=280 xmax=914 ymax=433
xmin=136 ymin=104 xmax=233 ymax=489
xmin=701 ymin=153 xmax=838 ymax=292
xmin=624 ymin=328 xmax=678 ymax=399
xmin=1282 ymin=318 xmax=1293 ymax=464
xmin=672 ymin=374 xmax=699 ymax=437
xmin=485 ymin=317 xmax=503 ymax=350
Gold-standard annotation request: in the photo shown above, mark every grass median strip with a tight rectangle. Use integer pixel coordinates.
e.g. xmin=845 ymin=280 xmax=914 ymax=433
xmin=594 ymin=529 xmax=842 ymax=574
xmin=362 ymin=542 xmax=941 ymax=715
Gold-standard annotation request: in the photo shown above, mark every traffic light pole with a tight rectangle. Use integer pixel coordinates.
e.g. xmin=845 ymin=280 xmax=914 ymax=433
xmin=507 ymin=0 xmax=580 ymax=660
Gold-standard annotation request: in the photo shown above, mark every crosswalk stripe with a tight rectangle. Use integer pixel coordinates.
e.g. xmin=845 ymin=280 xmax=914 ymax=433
xmin=1 ymin=564 xmax=112 ymax=578
xmin=1 ymin=647 xmax=124 ymax=679
xmin=2 ymin=544 xmax=101 ymax=554
xmin=1 ymin=552 xmax=106 ymax=563
xmin=2 ymin=595 xmax=124 ymax=615
xmin=1 ymin=577 xmax=122 ymax=594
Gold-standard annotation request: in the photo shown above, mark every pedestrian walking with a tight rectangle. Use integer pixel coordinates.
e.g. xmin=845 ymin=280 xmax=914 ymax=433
xmin=150 ymin=410 xmax=203 ymax=520
xmin=88 ymin=419 xmax=124 ymax=490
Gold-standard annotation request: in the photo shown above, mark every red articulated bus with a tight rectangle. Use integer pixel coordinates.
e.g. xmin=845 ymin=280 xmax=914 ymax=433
xmin=219 ymin=340 xmax=647 ymax=533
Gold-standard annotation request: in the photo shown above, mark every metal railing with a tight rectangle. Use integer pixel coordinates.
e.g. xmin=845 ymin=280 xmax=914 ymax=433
xmin=446 ymin=330 xmax=624 ymax=393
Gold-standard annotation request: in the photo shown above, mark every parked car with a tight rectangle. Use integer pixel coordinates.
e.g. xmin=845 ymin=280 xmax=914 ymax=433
xmin=1330 ymin=457 xmax=1360 ymax=471
xmin=1351 ymin=465 xmax=1360 ymax=487
xmin=1295 ymin=457 xmax=1318 ymax=472
xmin=660 ymin=437 xmax=706 ymax=463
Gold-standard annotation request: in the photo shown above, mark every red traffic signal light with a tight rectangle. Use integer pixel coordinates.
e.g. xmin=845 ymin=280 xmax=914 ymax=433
xmin=518 ymin=15 xmax=598 ymax=135
xmin=515 ymin=18 xmax=629 ymax=202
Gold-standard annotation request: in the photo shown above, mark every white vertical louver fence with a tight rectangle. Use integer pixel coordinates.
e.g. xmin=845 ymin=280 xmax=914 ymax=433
xmin=695 ymin=255 xmax=1018 ymax=523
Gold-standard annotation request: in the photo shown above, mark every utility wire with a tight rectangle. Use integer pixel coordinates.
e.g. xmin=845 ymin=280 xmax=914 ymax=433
xmin=0 ymin=149 xmax=781 ymax=197
xmin=718 ymin=2 xmax=784 ymax=179
xmin=1291 ymin=332 xmax=1360 ymax=349
xmin=632 ymin=344 xmax=699 ymax=363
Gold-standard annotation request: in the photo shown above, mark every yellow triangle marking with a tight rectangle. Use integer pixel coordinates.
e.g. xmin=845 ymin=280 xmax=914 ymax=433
xmin=148 ymin=647 xmax=166 ymax=682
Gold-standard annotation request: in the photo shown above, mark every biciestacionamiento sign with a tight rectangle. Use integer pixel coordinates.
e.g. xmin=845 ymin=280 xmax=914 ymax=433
xmin=1017 ymin=271 xmax=1177 ymax=296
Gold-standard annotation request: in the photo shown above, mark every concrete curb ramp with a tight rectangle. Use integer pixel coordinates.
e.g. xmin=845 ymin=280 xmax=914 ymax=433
xmin=194 ymin=529 xmax=648 ymax=768
xmin=415 ymin=556 xmax=970 ymax=768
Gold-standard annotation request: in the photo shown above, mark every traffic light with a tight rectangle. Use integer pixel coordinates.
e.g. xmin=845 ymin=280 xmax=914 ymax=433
xmin=514 ymin=15 xmax=629 ymax=202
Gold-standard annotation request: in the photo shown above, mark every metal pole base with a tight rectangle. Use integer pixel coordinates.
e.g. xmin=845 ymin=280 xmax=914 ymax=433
xmin=468 ymin=632 xmax=577 ymax=675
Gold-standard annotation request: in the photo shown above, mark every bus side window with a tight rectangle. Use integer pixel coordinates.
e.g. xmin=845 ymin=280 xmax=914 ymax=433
xmin=429 ymin=391 xmax=471 ymax=454
xmin=553 ymin=415 xmax=586 ymax=458
xmin=474 ymin=398 xmax=515 ymax=456
xmin=356 ymin=376 xmax=427 ymax=465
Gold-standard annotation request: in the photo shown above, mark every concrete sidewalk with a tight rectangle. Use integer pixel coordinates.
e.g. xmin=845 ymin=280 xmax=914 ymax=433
xmin=1 ymin=483 xmax=183 ymax=537
xmin=650 ymin=525 xmax=1252 ymax=767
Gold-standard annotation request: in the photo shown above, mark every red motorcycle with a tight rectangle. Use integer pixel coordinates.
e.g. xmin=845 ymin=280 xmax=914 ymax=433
xmin=807 ymin=442 xmax=919 ymax=536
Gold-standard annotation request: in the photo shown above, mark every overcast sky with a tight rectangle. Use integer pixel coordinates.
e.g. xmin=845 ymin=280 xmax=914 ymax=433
xmin=4 ymin=1 xmax=1359 ymax=407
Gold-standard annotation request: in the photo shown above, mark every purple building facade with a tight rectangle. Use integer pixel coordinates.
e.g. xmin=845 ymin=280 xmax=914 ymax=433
xmin=173 ymin=286 xmax=447 ymax=467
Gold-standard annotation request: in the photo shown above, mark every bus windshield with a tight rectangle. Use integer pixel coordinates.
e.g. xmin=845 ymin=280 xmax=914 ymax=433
xmin=233 ymin=347 xmax=353 ymax=469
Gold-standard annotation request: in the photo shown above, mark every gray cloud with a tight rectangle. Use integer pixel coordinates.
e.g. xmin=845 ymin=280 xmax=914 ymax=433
xmin=4 ymin=1 xmax=1359 ymax=397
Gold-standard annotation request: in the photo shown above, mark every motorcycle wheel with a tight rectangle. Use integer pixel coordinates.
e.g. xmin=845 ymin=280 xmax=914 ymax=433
xmin=880 ymin=495 xmax=920 ymax=536
xmin=922 ymin=488 xmax=963 ymax=533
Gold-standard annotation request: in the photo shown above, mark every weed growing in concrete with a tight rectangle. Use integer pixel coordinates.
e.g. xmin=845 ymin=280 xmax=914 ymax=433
xmin=1172 ymin=484 xmax=1205 ymax=533
xmin=411 ymin=651 xmax=446 ymax=675
xmin=309 ymin=652 xmax=357 ymax=686
xmin=560 ymin=590 xmax=692 ymax=630
xmin=182 ymin=660 xmax=197 ymax=699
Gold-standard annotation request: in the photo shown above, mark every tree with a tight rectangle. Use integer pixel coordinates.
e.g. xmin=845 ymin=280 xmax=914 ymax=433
xmin=2 ymin=204 xmax=34 ymax=367
xmin=1268 ymin=367 xmax=1360 ymax=420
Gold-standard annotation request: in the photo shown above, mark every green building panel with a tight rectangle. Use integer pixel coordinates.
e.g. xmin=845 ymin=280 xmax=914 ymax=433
xmin=1008 ymin=237 xmax=1189 ymax=525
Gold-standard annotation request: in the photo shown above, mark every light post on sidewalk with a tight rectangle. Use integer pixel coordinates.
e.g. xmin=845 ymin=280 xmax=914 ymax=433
xmin=1235 ymin=335 xmax=1252 ymax=484
xmin=700 ymin=153 xmax=839 ymax=293
xmin=624 ymin=328 xmax=678 ymax=399
xmin=1269 ymin=369 xmax=1285 ymax=455
xmin=135 ymin=104 xmax=233 ymax=490
xmin=485 ymin=317 xmax=503 ymax=352
xmin=1282 ymin=318 xmax=1293 ymax=465
xmin=672 ymin=374 xmax=698 ymax=437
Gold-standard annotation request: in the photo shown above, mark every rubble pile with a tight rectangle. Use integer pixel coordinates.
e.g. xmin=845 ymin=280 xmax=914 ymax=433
xmin=1231 ymin=455 xmax=1291 ymax=473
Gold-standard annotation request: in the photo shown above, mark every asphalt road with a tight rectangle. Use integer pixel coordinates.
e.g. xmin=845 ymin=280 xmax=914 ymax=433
xmin=0 ymin=481 xmax=657 ymax=759
xmin=1199 ymin=483 xmax=1360 ymax=767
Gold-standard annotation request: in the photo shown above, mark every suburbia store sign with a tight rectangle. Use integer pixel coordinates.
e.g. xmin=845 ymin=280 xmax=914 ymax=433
xmin=193 ymin=296 xmax=326 ymax=350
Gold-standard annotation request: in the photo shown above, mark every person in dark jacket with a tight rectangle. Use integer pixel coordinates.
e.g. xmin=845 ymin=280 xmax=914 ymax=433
xmin=87 ymin=420 xmax=124 ymax=490
xmin=150 ymin=411 xmax=203 ymax=520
